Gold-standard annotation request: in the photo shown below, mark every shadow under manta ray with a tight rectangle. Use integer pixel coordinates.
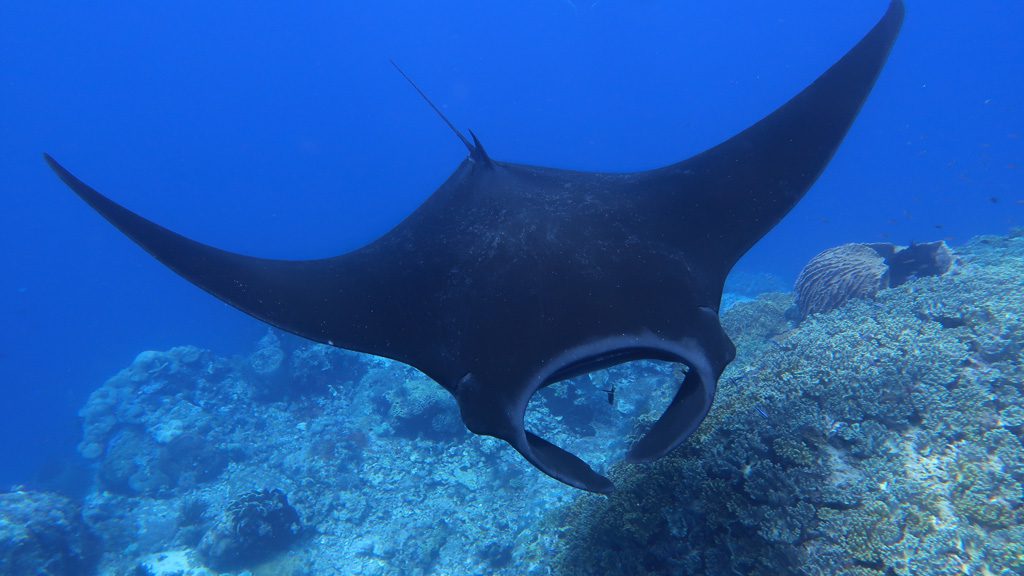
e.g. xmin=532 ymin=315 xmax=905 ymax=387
xmin=46 ymin=1 xmax=904 ymax=494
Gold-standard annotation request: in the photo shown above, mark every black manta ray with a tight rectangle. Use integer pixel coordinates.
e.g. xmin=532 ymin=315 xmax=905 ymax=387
xmin=46 ymin=1 xmax=904 ymax=493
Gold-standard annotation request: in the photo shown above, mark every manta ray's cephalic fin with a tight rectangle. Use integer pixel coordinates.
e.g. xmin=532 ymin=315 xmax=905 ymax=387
xmin=389 ymin=59 xmax=492 ymax=165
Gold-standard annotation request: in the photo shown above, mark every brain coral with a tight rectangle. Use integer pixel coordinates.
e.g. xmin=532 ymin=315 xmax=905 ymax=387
xmin=794 ymin=243 xmax=890 ymax=319
xmin=795 ymin=241 xmax=954 ymax=319
xmin=198 ymin=488 xmax=302 ymax=570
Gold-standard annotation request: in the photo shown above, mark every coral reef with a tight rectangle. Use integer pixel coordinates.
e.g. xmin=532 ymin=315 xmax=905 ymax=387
xmin=547 ymin=234 xmax=1024 ymax=575
xmin=65 ymin=327 xmax=606 ymax=574
xmin=78 ymin=345 xmax=236 ymax=497
xmin=383 ymin=376 xmax=463 ymax=440
xmin=883 ymin=240 xmax=955 ymax=285
xmin=0 ymin=490 xmax=98 ymax=575
xmin=6 ymin=233 xmax=1018 ymax=576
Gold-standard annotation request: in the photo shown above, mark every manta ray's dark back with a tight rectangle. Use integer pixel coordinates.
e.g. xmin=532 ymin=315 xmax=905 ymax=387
xmin=46 ymin=1 xmax=904 ymax=493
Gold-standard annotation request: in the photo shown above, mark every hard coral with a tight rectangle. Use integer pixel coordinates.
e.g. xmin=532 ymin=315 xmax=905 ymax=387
xmin=795 ymin=243 xmax=889 ymax=319
xmin=0 ymin=491 xmax=99 ymax=576
xmin=198 ymin=488 xmax=302 ymax=570
xmin=78 ymin=345 xmax=233 ymax=497
xmin=289 ymin=342 xmax=367 ymax=396
xmin=384 ymin=376 xmax=462 ymax=440
xmin=795 ymin=241 xmax=954 ymax=319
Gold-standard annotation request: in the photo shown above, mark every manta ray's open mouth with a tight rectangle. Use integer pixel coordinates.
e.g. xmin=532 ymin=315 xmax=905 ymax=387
xmin=507 ymin=322 xmax=732 ymax=493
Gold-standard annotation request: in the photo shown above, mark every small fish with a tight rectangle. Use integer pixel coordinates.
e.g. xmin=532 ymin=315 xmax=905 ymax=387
xmin=602 ymin=385 xmax=616 ymax=406
xmin=755 ymin=405 xmax=770 ymax=420
xmin=989 ymin=196 xmax=1000 ymax=204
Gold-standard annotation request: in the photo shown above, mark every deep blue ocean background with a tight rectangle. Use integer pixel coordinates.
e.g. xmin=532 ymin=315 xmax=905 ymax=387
xmin=0 ymin=0 xmax=1020 ymax=490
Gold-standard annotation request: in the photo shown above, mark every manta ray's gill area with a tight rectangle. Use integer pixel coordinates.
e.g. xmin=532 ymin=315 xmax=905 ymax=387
xmin=9 ymin=233 xmax=1021 ymax=575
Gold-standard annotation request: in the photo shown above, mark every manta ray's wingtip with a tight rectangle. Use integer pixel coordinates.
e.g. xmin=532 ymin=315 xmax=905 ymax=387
xmin=43 ymin=154 xmax=80 ymax=190
xmin=43 ymin=154 xmax=106 ymax=208
xmin=888 ymin=0 xmax=905 ymax=23
xmin=881 ymin=0 xmax=905 ymax=32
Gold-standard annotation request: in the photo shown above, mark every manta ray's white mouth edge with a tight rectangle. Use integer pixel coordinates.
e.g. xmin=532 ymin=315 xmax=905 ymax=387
xmin=521 ymin=331 xmax=709 ymax=407
xmin=499 ymin=332 xmax=716 ymax=492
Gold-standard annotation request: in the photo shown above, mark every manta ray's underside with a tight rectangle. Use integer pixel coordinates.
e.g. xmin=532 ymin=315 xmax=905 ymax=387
xmin=46 ymin=1 xmax=903 ymax=493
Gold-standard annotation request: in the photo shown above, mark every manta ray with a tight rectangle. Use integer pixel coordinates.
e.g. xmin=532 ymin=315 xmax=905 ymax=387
xmin=46 ymin=1 xmax=903 ymax=493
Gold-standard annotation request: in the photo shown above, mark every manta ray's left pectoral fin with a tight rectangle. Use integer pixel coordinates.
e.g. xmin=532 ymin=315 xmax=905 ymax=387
xmin=640 ymin=0 xmax=904 ymax=273
xmin=43 ymin=154 xmax=417 ymax=365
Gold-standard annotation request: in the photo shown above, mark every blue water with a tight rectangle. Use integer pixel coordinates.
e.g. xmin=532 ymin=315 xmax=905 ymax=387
xmin=0 ymin=0 xmax=1020 ymax=491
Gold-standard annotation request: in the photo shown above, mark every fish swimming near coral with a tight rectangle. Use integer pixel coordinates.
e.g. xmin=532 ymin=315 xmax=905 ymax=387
xmin=45 ymin=1 xmax=904 ymax=493
xmin=755 ymin=405 xmax=770 ymax=421
xmin=601 ymin=385 xmax=616 ymax=407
